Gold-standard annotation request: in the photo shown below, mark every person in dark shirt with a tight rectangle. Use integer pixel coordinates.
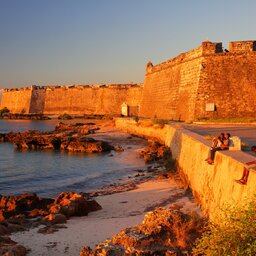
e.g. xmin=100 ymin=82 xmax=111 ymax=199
xmin=207 ymin=133 xmax=231 ymax=165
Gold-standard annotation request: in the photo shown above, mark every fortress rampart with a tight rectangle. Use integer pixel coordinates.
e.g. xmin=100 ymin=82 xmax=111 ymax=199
xmin=0 ymin=84 xmax=143 ymax=116
xmin=140 ymin=40 xmax=256 ymax=121
xmin=1 ymin=40 xmax=256 ymax=120
xmin=0 ymin=87 xmax=33 ymax=114
xmin=43 ymin=84 xmax=142 ymax=115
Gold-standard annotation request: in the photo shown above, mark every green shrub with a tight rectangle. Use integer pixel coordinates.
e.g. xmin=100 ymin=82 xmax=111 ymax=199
xmin=58 ymin=113 xmax=73 ymax=120
xmin=0 ymin=107 xmax=10 ymax=116
xmin=193 ymin=201 xmax=256 ymax=256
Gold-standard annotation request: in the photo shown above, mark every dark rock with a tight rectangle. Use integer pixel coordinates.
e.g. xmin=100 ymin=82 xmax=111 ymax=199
xmin=87 ymin=200 xmax=102 ymax=212
xmin=42 ymin=213 xmax=67 ymax=225
xmin=140 ymin=141 xmax=172 ymax=164
xmin=49 ymin=192 xmax=101 ymax=218
xmin=6 ymin=223 xmax=25 ymax=233
xmin=0 ymin=193 xmax=52 ymax=222
xmin=1 ymin=123 xmax=114 ymax=153
xmin=0 ymin=225 xmax=10 ymax=236
xmin=0 ymin=236 xmax=27 ymax=256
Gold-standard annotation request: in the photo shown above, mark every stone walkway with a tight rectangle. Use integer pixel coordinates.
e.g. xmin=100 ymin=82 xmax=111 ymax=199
xmin=176 ymin=123 xmax=256 ymax=162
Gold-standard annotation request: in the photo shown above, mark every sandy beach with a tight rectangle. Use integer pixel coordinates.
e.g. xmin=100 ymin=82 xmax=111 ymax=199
xmin=11 ymin=178 xmax=201 ymax=255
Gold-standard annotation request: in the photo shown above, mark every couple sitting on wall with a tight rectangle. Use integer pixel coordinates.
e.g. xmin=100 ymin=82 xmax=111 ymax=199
xmin=205 ymin=133 xmax=231 ymax=165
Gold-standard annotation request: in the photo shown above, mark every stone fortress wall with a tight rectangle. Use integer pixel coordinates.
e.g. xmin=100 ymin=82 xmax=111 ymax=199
xmin=1 ymin=40 xmax=256 ymax=120
xmin=43 ymin=84 xmax=142 ymax=115
xmin=0 ymin=84 xmax=143 ymax=116
xmin=0 ymin=87 xmax=33 ymax=114
xmin=140 ymin=40 xmax=256 ymax=121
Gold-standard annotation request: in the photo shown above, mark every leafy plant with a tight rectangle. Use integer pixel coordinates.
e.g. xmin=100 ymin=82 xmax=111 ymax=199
xmin=193 ymin=200 xmax=256 ymax=256
xmin=0 ymin=107 xmax=10 ymax=116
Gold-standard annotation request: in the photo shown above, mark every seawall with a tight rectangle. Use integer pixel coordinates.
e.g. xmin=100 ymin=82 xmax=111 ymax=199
xmin=115 ymin=118 xmax=256 ymax=221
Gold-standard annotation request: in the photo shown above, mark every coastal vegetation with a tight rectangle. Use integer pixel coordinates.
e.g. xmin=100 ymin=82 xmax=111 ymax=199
xmin=0 ymin=107 xmax=10 ymax=117
xmin=193 ymin=201 xmax=256 ymax=256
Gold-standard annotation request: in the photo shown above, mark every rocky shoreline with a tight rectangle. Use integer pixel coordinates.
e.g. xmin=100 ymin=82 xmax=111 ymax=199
xmin=0 ymin=121 xmax=203 ymax=255
xmin=0 ymin=191 xmax=102 ymax=255
xmin=79 ymin=142 xmax=204 ymax=256
xmin=0 ymin=122 xmax=117 ymax=153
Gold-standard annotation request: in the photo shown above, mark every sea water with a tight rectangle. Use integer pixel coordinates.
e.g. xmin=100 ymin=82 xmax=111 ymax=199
xmin=0 ymin=120 xmax=147 ymax=197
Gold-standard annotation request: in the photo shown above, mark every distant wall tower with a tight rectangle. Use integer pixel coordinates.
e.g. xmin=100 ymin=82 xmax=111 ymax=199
xmin=201 ymin=41 xmax=223 ymax=54
xmin=229 ymin=40 xmax=256 ymax=54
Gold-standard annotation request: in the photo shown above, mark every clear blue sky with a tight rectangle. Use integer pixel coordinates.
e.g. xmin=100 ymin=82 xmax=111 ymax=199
xmin=0 ymin=0 xmax=255 ymax=88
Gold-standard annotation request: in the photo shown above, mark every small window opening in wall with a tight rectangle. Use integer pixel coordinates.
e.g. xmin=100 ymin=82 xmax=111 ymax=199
xmin=253 ymin=41 xmax=256 ymax=51
xmin=205 ymin=103 xmax=215 ymax=112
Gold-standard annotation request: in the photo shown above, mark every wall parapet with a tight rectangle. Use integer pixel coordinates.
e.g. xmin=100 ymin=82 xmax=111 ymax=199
xmin=1 ymin=83 xmax=143 ymax=92
xmin=229 ymin=40 xmax=256 ymax=54
xmin=146 ymin=40 xmax=256 ymax=75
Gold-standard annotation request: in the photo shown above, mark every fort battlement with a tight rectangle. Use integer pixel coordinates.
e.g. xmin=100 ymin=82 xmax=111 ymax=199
xmin=2 ymin=83 xmax=142 ymax=92
xmin=146 ymin=40 xmax=256 ymax=75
